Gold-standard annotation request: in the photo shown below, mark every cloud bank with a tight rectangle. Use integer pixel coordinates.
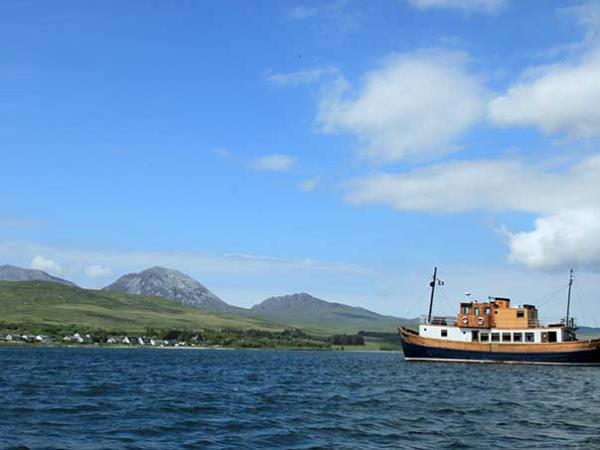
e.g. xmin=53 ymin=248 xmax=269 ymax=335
xmin=345 ymin=154 xmax=600 ymax=270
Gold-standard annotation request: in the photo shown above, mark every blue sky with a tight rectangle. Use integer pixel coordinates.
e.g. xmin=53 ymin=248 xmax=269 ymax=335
xmin=2 ymin=0 xmax=600 ymax=324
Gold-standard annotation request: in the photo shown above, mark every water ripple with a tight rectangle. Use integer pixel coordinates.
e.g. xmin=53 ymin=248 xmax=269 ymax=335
xmin=1 ymin=348 xmax=600 ymax=449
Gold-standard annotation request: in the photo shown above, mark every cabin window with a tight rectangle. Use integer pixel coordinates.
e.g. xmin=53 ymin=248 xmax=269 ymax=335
xmin=480 ymin=333 xmax=489 ymax=342
xmin=463 ymin=306 xmax=470 ymax=315
xmin=441 ymin=329 xmax=448 ymax=338
xmin=485 ymin=307 xmax=491 ymax=315
xmin=471 ymin=330 xmax=479 ymax=341
xmin=516 ymin=310 xmax=524 ymax=318
xmin=491 ymin=333 xmax=500 ymax=342
xmin=513 ymin=333 xmax=523 ymax=342
xmin=548 ymin=331 xmax=557 ymax=343
xmin=502 ymin=333 xmax=511 ymax=342
xmin=525 ymin=333 xmax=535 ymax=343
xmin=474 ymin=307 xmax=480 ymax=316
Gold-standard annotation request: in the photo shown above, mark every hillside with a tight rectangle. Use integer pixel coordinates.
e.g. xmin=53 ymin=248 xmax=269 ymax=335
xmin=103 ymin=266 xmax=241 ymax=313
xmin=0 ymin=281 xmax=279 ymax=334
xmin=0 ymin=265 xmax=76 ymax=286
xmin=250 ymin=292 xmax=415 ymax=333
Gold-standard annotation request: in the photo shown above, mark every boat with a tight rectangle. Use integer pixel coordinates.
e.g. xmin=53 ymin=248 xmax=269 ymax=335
xmin=399 ymin=268 xmax=600 ymax=364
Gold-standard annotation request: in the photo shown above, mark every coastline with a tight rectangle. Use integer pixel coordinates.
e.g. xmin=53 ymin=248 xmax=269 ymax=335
xmin=0 ymin=341 xmax=400 ymax=352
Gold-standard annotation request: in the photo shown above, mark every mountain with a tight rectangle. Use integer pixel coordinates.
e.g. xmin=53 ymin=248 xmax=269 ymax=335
xmin=250 ymin=292 xmax=414 ymax=333
xmin=0 ymin=264 xmax=77 ymax=286
xmin=103 ymin=266 xmax=239 ymax=313
xmin=0 ymin=280 xmax=278 ymax=334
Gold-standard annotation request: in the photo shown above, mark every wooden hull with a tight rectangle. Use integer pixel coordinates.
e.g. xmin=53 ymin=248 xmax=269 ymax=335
xmin=399 ymin=327 xmax=600 ymax=365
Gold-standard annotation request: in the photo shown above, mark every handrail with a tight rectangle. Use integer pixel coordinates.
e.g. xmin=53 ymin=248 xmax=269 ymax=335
xmin=420 ymin=316 xmax=457 ymax=326
xmin=419 ymin=315 xmax=577 ymax=329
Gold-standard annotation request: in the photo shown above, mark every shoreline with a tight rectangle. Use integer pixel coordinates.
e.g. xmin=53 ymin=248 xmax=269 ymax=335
xmin=0 ymin=341 xmax=401 ymax=352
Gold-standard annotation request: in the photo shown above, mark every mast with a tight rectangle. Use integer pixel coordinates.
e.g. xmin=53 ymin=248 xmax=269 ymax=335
xmin=565 ymin=268 xmax=574 ymax=328
xmin=427 ymin=267 xmax=437 ymax=324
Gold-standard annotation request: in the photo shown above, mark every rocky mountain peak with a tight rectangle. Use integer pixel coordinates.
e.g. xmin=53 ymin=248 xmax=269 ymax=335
xmin=103 ymin=266 xmax=236 ymax=313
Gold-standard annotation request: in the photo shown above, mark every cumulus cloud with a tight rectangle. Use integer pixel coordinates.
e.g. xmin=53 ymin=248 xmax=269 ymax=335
xmin=251 ymin=154 xmax=297 ymax=171
xmin=84 ymin=264 xmax=112 ymax=278
xmin=407 ymin=0 xmax=508 ymax=14
xmin=317 ymin=50 xmax=487 ymax=163
xmin=345 ymin=154 xmax=600 ymax=270
xmin=298 ymin=177 xmax=320 ymax=192
xmin=31 ymin=255 xmax=62 ymax=274
xmin=506 ymin=209 xmax=600 ymax=271
xmin=489 ymin=50 xmax=600 ymax=137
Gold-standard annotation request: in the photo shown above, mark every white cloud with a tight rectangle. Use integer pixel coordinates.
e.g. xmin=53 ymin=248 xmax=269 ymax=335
xmin=345 ymin=155 xmax=600 ymax=214
xmin=298 ymin=177 xmax=320 ymax=192
xmin=84 ymin=264 xmax=112 ymax=278
xmin=251 ymin=154 xmax=297 ymax=171
xmin=317 ymin=50 xmax=487 ymax=163
xmin=266 ymin=67 xmax=338 ymax=86
xmin=507 ymin=209 xmax=600 ymax=271
xmin=345 ymin=154 xmax=600 ymax=270
xmin=31 ymin=256 xmax=62 ymax=274
xmin=407 ymin=0 xmax=508 ymax=14
xmin=489 ymin=50 xmax=600 ymax=137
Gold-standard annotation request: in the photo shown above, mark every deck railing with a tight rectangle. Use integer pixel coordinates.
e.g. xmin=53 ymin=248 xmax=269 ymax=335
xmin=420 ymin=316 xmax=458 ymax=326
xmin=420 ymin=316 xmax=576 ymax=329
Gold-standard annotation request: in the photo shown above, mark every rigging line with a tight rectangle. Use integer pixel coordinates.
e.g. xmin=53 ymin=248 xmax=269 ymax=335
xmin=535 ymin=284 xmax=570 ymax=308
xmin=572 ymin=274 xmax=590 ymax=326
xmin=573 ymin=275 xmax=598 ymax=328
xmin=405 ymin=295 xmax=425 ymax=318
xmin=575 ymin=287 xmax=593 ymax=329
xmin=438 ymin=286 xmax=455 ymax=316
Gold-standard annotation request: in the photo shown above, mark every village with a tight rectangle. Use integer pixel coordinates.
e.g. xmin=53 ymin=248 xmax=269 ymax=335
xmin=0 ymin=328 xmax=368 ymax=349
xmin=0 ymin=332 xmax=209 ymax=348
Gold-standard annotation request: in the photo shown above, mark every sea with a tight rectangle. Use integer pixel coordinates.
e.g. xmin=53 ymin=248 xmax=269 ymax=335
xmin=1 ymin=347 xmax=599 ymax=449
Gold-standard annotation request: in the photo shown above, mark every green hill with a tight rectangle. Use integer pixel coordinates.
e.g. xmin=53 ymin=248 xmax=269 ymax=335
xmin=249 ymin=292 xmax=416 ymax=334
xmin=0 ymin=281 xmax=280 ymax=334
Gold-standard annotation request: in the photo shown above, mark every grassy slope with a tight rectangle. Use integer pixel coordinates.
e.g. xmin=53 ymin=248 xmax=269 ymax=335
xmin=0 ymin=281 xmax=414 ymax=339
xmin=246 ymin=308 xmax=417 ymax=335
xmin=0 ymin=281 xmax=281 ymax=334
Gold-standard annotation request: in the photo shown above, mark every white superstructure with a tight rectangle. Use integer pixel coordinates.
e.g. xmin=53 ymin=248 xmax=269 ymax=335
xmin=419 ymin=324 xmax=571 ymax=344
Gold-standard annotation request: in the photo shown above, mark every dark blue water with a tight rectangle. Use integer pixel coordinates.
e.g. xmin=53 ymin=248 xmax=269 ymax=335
xmin=1 ymin=348 xmax=600 ymax=449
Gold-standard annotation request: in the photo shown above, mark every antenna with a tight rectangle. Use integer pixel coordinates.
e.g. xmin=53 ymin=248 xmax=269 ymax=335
xmin=565 ymin=268 xmax=574 ymax=328
xmin=427 ymin=267 xmax=437 ymax=324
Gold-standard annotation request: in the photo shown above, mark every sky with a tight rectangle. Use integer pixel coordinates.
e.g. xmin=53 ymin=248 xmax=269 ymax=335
xmin=2 ymin=0 xmax=600 ymax=324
